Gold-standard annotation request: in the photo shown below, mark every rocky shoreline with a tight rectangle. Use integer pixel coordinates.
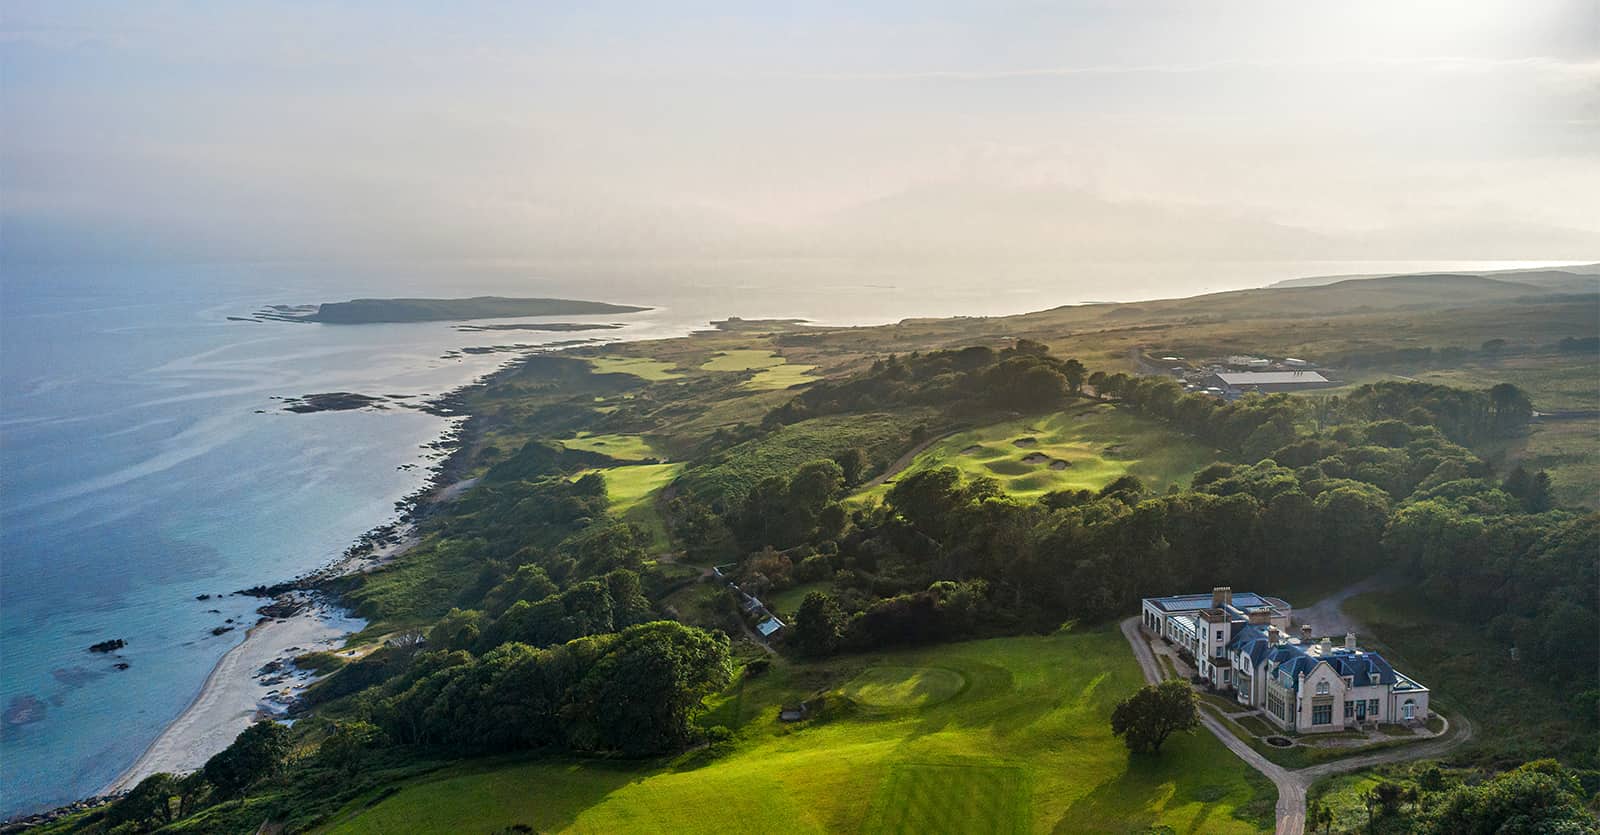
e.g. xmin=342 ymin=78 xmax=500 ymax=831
xmin=1 ymin=343 xmax=555 ymax=829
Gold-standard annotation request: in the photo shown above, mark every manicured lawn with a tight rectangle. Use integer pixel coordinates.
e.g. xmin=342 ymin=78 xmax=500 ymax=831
xmin=852 ymin=402 xmax=1216 ymax=503
xmin=698 ymin=349 xmax=818 ymax=390
xmin=318 ymin=630 xmax=1274 ymax=834
xmin=585 ymin=355 xmax=684 ymax=381
xmin=744 ymin=362 xmax=818 ymax=390
xmin=578 ymin=462 xmax=685 ymax=550
xmin=841 ymin=666 xmax=967 ymax=710
xmin=558 ymin=431 xmax=664 ymax=462
xmin=700 ymin=349 xmax=789 ymax=371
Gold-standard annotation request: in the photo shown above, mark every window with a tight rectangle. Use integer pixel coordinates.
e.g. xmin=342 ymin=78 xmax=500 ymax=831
xmin=1313 ymin=705 xmax=1332 ymax=725
xmin=1356 ymin=700 xmax=1367 ymax=719
xmin=1402 ymin=700 xmax=1416 ymax=720
xmin=1369 ymin=698 xmax=1380 ymax=716
xmin=1216 ymin=629 xmax=1224 ymax=641
xmin=1267 ymin=692 xmax=1285 ymax=720
xmin=1315 ymin=680 xmax=1330 ymax=695
xmin=1344 ymin=701 xmax=1355 ymax=718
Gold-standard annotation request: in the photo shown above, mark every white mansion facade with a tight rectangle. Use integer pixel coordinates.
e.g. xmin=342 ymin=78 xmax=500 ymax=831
xmin=1140 ymin=587 xmax=1431 ymax=732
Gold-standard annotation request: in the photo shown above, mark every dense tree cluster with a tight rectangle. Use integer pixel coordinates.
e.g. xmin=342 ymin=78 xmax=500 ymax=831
xmin=764 ymin=341 xmax=1076 ymax=426
xmin=1110 ymin=680 xmax=1199 ymax=753
xmin=366 ymin=621 xmax=731 ymax=756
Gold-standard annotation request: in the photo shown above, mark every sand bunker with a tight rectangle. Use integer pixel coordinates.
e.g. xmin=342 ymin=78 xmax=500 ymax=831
xmin=1049 ymin=460 xmax=1071 ymax=470
xmin=1012 ymin=437 xmax=1039 ymax=447
xmin=1021 ymin=452 xmax=1050 ymax=465
xmin=959 ymin=445 xmax=984 ymax=455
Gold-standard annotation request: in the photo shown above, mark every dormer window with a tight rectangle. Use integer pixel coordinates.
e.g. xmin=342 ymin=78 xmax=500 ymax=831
xmin=1315 ymin=680 xmax=1330 ymax=696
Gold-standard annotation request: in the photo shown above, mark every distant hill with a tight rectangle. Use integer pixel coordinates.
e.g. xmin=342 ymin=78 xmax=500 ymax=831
xmin=264 ymin=296 xmax=650 ymax=324
xmin=1268 ymin=264 xmax=1600 ymax=291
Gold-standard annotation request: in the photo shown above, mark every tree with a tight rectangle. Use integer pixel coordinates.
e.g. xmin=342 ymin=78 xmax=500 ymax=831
xmin=793 ymin=591 xmax=846 ymax=656
xmin=1307 ymin=799 xmax=1334 ymax=834
xmin=833 ymin=447 xmax=869 ymax=486
xmin=108 ymin=773 xmax=183 ymax=828
xmin=203 ymin=721 xmax=291 ymax=800
xmin=1062 ymin=358 xmax=1087 ymax=393
xmin=1109 ymin=680 xmax=1198 ymax=753
xmin=1417 ymin=759 xmax=1597 ymax=834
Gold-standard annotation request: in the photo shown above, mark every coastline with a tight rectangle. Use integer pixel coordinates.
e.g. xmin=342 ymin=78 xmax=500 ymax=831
xmin=101 ymin=599 xmax=363 ymax=794
xmin=92 ymin=349 xmax=533 ymax=800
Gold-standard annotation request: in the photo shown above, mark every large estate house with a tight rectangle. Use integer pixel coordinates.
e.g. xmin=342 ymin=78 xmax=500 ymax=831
xmin=1140 ymin=587 xmax=1430 ymax=732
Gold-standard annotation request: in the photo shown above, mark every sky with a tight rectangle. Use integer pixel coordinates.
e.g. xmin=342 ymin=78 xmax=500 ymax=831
xmin=3 ymin=1 xmax=1598 ymax=265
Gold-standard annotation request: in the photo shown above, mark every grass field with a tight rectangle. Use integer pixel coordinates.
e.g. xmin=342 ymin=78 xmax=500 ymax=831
xmin=701 ymin=349 xmax=790 ymax=371
xmin=852 ymin=402 xmax=1216 ymax=503
xmin=1482 ymin=419 xmax=1599 ymax=509
xmin=744 ymin=362 xmax=819 ymax=390
xmin=578 ymin=462 xmax=685 ymax=550
xmin=317 ymin=630 xmax=1273 ymax=834
xmin=585 ymin=355 xmax=684 ymax=381
xmin=558 ymin=431 xmax=664 ymax=462
xmin=699 ymin=349 xmax=819 ymax=390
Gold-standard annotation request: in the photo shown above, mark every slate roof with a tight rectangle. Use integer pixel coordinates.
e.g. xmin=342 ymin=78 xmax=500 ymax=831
xmin=1264 ymin=643 xmax=1398 ymax=692
xmin=1227 ymin=624 xmax=1274 ymax=667
xmin=1145 ymin=592 xmax=1282 ymax=613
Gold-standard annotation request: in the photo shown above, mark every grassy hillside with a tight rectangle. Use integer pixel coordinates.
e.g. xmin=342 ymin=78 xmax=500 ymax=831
xmin=681 ymin=410 xmax=938 ymax=506
xmin=852 ymin=401 xmax=1216 ymax=503
xmin=316 ymin=629 xmax=1273 ymax=834
xmin=579 ymin=462 xmax=684 ymax=550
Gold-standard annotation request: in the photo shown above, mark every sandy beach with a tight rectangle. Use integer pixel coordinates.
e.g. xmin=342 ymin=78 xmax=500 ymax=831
xmin=101 ymin=600 xmax=364 ymax=794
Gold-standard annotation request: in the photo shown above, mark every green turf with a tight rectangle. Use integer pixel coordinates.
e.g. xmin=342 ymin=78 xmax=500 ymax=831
xmin=865 ymin=761 xmax=1029 ymax=835
xmin=557 ymin=432 xmax=663 ymax=462
xmin=744 ymin=362 xmax=818 ymax=390
xmin=698 ymin=349 xmax=818 ymax=390
xmin=577 ymin=462 xmax=685 ymax=550
xmin=852 ymin=402 xmax=1216 ymax=503
xmin=318 ymin=630 xmax=1273 ymax=834
xmin=585 ymin=355 xmax=684 ymax=381
xmin=700 ymin=349 xmax=788 ymax=371
xmin=842 ymin=666 xmax=967 ymax=710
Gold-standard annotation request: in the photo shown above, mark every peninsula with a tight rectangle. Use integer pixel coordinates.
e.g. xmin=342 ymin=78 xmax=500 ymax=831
xmin=253 ymin=296 xmax=650 ymax=324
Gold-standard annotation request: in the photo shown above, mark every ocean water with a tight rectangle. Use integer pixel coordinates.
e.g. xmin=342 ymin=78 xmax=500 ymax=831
xmin=0 ymin=257 xmax=1566 ymax=815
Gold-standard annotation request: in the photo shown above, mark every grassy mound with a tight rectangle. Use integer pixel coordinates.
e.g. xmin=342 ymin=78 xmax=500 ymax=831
xmin=318 ymin=630 xmax=1273 ymax=834
xmin=853 ymin=402 xmax=1215 ymax=503
xmin=842 ymin=666 xmax=967 ymax=710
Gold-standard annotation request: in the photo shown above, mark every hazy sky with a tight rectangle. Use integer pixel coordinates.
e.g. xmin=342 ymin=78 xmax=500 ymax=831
xmin=4 ymin=1 xmax=1598 ymax=264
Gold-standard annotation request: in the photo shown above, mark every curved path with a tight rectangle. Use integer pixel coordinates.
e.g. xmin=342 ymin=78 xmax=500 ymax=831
xmin=1119 ymin=614 xmax=1471 ymax=835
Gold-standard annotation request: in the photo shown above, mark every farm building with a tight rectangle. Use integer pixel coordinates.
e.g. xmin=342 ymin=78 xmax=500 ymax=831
xmin=1204 ymin=370 xmax=1336 ymax=396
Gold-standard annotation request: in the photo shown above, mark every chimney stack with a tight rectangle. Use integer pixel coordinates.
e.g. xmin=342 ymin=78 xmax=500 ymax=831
xmin=1267 ymin=626 xmax=1281 ymax=645
xmin=1300 ymin=624 xmax=1313 ymax=642
xmin=1212 ymin=586 xmax=1233 ymax=608
xmin=1319 ymin=637 xmax=1334 ymax=655
xmin=1248 ymin=608 xmax=1271 ymax=625
xmin=1345 ymin=632 xmax=1357 ymax=650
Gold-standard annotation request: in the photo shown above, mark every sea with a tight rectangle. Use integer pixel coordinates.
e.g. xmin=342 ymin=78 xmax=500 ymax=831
xmin=0 ymin=257 xmax=1575 ymax=816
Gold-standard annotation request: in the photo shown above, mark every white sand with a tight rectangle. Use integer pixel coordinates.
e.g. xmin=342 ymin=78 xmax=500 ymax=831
xmin=102 ymin=601 xmax=364 ymax=793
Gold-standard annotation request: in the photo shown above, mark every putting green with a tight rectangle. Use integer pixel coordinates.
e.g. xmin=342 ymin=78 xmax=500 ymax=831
xmin=842 ymin=666 xmax=967 ymax=709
